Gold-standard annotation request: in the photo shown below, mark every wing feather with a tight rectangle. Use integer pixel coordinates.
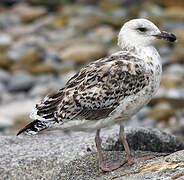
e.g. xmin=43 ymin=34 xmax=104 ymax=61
xmin=32 ymin=52 xmax=151 ymax=122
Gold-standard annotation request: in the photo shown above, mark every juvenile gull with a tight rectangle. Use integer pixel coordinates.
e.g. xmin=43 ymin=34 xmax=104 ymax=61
xmin=17 ymin=19 xmax=176 ymax=172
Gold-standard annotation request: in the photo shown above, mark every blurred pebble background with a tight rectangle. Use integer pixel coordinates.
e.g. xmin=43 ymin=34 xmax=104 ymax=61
xmin=0 ymin=0 xmax=184 ymax=141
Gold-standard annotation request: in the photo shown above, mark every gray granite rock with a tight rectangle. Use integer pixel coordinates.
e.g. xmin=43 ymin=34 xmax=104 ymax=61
xmin=0 ymin=127 xmax=184 ymax=180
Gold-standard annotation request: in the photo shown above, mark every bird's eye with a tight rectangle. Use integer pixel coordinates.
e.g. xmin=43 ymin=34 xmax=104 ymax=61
xmin=137 ymin=27 xmax=147 ymax=32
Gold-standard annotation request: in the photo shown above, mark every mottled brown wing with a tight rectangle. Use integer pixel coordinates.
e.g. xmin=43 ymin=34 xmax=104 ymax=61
xmin=34 ymin=89 xmax=64 ymax=122
xmin=32 ymin=53 xmax=150 ymax=123
xmin=76 ymin=108 xmax=115 ymax=120
xmin=54 ymin=54 xmax=150 ymax=121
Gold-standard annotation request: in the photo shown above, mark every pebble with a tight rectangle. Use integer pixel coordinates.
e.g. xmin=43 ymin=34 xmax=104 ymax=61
xmin=18 ymin=47 xmax=40 ymax=65
xmin=60 ymin=43 xmax=107 ymax=63
xmin=7 ymin=71 xmax=35 ymax=92
xmin=30 ymin=76 xmax=63 ymax=97
xmin=157 ymin=0 xmax=184 ymax=8
xmin=89 ymin=25 xmax=117 ymax=43
xmin=0 ymin=12 xmax=20 ymax=30
xmin=12 ymin=3 xmax=47 ymax=22
xmin=0 ymin=116 xmax=14 ymax=131
xmin=165 ymin=64 xmax=184 ymax=76
xmin=168 ymin=47 xmax=184 ymax=64
xmin=0 ymin=83 xmax=5 ymax=102
xmin=0 ymin=53 xmax=12 ymax=69
xmin=0 ymin=69 xmax=11 ymax=84
xmin=68 ymin=16 xmax=101 ymax=31
xmin=0 ymin=33 xmax=12 ymax=51
xmin=144 ymin=106 xmax=176 ymax=122
xmin=28 ymin=63 xmax=57 ymax=75
xmin=164 ymin=7 xmax=184 ymax=20
xmin=0 ymin=99 xmax=37 ymax=130
xmin=160 ymin=74 xmax=182 ymax=89
xmin=7 ymin=44 xmax=31 ymax=61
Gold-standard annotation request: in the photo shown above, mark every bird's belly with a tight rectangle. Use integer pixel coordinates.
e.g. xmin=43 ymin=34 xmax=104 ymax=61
xmin=113 ymin=78 xmax=160 ymax=122
xmin=117 ymin=88 xmax=153 ymax=119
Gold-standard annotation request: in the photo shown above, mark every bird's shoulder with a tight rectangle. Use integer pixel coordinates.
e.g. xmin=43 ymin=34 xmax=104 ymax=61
xmin=64 ymin=51 xmax=145 ymax=89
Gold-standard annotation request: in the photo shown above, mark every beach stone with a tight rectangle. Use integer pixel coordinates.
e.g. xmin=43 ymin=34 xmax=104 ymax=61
xmin=0 ymin=116 xmax=14 ymax=132
xmin=0 ymin=127 xmax=184 ymax=179
xmin=149 ymin=97 xmax=184 ymax=109
xmin=69 ymin=16 xmax=101 ymax=31
xmin=12 ymin=3 xmax=47 ymax=22
xmin=8 ymin=15 xmax=54 ymax=38
xmin=59 ymin=4 xmax=83 ymax=17
xmin=165 ymin=64 xmax=184 ymax=77
xmin=0 ymin=82 xmax=5 ymax=101
xmin=30 ymin=78 xmax=64 ymax=98
xmin=0 ymin=98 xmax=37 ymax=123
xmin=164 ymin=7 xmax=184 ymax=20
xmin=144 ymin=107 xmax=176 ymax=122
xmin=0 ymin=12 xmax=20 ymax=30
xmin=7 ymin=71 xmax=35 ymax=92
xmin=99 ymin=14 xmax=122 ymax=28
xmin=167 ymin=48 xmax=184 ymax=63
xmin=18 ymin=48 xmax=40 ymax=65
xmin=156 ymin=0 xmax=184 ymax=7
xmin=61 ymin=43 xmax=107 ymax=63
xmin=10 ymin=47 xmax=41 ymax=72
xmin=98 ymin=0 xmax=121 ymax=9
xmin=90 ymin=25 xmax=117 ymax=43
xmin=160 ymin=74 xmax=182 ymax=89
xmin=40 ymin=51 xmax=75 ymax=73
xmin=7 ymin=44 xmax=31 ymax=61
xmin=0 ymin=53 xmax=11 ymax=69
xmin=28 ymin=63 xmax=57 ymax=75
xmin=29 ymin=84 xmax=53 ymax=98
xmin=50 ymin=15 xmax=68 ymax=28
xmin=0 ymin=33 xmax=12 ymax=51
xmin=35 ymin=74 xmax=57 ymax=84
xmin=0 ymin=91 xmax=14 ymax=105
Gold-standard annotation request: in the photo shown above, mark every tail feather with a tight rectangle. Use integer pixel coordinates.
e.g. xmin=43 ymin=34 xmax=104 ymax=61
xmin=17 ymin=120 xmax=50 ymax=136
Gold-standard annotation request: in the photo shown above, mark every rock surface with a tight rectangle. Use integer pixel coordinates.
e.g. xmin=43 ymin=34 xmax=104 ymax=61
xmin=0 ymin=1 xmax=184 ymax=141
xmin=0 ymin=127 xmax=184 ymax=180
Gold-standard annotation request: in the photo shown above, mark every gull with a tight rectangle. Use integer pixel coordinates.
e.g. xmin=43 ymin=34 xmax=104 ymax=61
xmin=17 ymin=19 xmax=176 ymax=172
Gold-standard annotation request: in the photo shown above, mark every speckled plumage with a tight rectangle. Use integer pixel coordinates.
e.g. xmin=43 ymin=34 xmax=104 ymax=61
xmin=17 ymin=18 xmax=177 ymax=172
xmin=19 ymin=48 xmax=161 ymax=135
xmin=17 ymin=18 xmax=175 ymax=136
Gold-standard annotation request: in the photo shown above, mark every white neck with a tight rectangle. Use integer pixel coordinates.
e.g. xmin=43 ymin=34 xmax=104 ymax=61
xmin=119 ymin=42 xmax=161 ymax=64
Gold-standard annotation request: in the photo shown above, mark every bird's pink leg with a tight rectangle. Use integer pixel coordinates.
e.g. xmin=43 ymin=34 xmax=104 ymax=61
xmin=119 ymin=122 xmax=155 ymax=165
xmin=95 ymin=129 xmax=126 ymax=172
xmin=95 ymin=124 xmax=155 ymax=172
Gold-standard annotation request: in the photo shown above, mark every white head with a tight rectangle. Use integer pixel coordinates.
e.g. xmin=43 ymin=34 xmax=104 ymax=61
xmin=118 ymin=19 xmax=176 ymax=49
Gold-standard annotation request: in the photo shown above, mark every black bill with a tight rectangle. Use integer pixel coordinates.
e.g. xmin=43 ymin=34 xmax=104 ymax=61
xmin=154 ymin=31 xmax=176 ymax=42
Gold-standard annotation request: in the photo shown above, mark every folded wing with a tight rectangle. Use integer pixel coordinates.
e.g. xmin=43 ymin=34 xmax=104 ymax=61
xmin=32 ymin=52 xmax=150 ymax=123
